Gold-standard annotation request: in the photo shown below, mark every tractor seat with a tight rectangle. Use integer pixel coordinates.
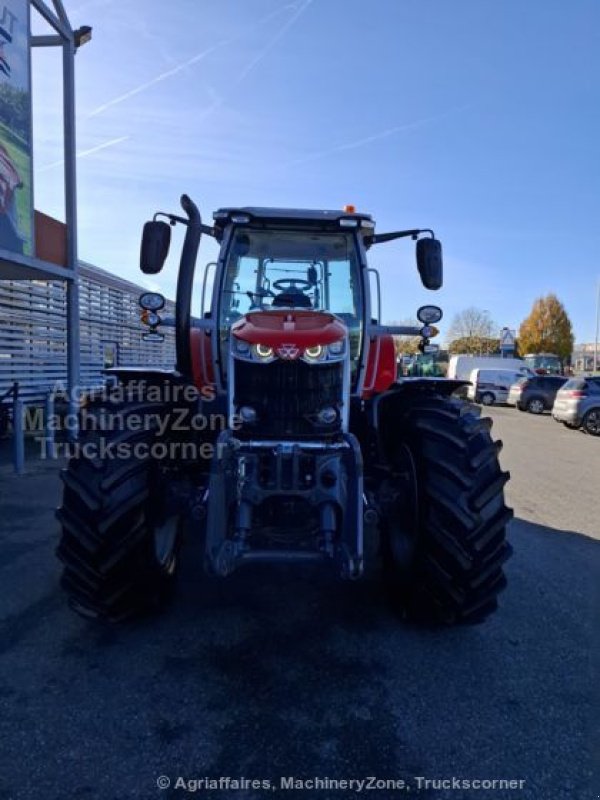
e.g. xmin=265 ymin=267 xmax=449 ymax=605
xmin=272 ymin=291 xmax=312 ymax=308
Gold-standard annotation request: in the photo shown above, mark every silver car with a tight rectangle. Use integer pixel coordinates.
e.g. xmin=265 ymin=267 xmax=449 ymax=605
xmin=551 ymin=376 xmax=600 ymax=435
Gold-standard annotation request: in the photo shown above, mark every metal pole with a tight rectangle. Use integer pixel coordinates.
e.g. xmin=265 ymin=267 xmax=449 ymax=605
xmin=13 ymin=397 xmax=24 ymax=474
xmin=44 ymin=392 xmax=56 ymax=459
xmin=63 ymin=34 xmax=80 ymax=440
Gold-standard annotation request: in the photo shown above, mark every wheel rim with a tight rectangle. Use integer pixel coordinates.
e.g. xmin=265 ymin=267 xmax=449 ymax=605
xmin=153 ymin=516 xmax=179 ymax=570
xmin=481 ymin=393 xmax=493 ymax=406
xmin=529 ymin=399 xmax=544 ymax=414
xmin=585 ymin=410 xmax=600 ymax=435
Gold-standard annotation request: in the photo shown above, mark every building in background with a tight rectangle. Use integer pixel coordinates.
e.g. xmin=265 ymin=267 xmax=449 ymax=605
xmin=572 ymin=343 xmax=599 ymax=373
xmin=0 ymin=262 xmax=175 ymax=405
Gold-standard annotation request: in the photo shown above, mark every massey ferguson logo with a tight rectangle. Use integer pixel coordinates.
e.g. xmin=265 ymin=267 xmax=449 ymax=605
xmin=276 ymin=344 xmax=300 ymax=360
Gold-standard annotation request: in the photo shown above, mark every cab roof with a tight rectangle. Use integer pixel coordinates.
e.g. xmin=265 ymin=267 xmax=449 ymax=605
xmin=213 ymin=206 xmax=375 ymax=232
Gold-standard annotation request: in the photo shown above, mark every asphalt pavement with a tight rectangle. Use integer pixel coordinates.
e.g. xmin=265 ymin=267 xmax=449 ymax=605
xmin=0 ymin=407 xmax=597 ymax=800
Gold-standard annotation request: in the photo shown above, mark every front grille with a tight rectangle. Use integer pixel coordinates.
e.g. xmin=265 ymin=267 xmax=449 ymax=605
xmin=233 ymin=358 xmax=344 ymax=439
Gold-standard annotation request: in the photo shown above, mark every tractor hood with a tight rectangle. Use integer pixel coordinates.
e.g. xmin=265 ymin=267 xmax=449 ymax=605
xmin=231 ymin=310 xmax=346 ymax=349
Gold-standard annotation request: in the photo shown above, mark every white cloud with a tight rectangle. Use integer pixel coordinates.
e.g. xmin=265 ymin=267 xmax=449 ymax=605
xmin=286 ymin=105 xmax=471 ymax=166
xmin=87 ymin=4 xmax=298 ymax=118
xmin=38 ymin=135 xmax=130 ymax=171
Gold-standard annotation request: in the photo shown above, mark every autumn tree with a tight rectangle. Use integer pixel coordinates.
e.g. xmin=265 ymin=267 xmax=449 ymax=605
xmin=447 ymin=307 xmax=498 ymax=354
xmin=518 ymin=294 xmax=574 ymax=363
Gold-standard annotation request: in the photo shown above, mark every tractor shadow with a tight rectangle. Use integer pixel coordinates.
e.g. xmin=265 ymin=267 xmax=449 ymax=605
xmin=141 ymin=518 xmax=595 ymax=795
xmin=24 ymin=516 xmax=596 ymax=800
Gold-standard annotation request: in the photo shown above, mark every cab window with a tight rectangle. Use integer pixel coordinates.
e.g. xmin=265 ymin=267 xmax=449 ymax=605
xmin=218 ymin=229 xmax=363 ymax=380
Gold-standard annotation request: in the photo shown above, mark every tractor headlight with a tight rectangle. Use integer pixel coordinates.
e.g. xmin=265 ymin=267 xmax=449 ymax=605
xmin=233 ymin=338 xmax=346 ymax=363
xmin=304 ymin=344 xmax=325 ymax=362
xmin=301 ymin=340 xmax=346 ymax=363
xmin=254 ymin=343 xmax=274 ymax=360
xmin=316 ymin=406 xmax=338 ymax=425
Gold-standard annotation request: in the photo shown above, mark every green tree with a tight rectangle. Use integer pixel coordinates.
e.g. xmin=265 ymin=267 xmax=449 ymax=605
xmin=518 ymin=294 xmax=574 ymax=363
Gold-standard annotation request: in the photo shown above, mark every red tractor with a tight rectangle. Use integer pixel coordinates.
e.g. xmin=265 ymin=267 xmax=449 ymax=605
xmin=57 ymin=197 xmax=512 ymax=624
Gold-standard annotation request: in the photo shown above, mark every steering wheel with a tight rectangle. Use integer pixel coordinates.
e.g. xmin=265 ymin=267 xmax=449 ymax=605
xmin=246 ymin=288 xmax=275 ymax=301
xmin=272 ymin=278 xmax=312 ymax=292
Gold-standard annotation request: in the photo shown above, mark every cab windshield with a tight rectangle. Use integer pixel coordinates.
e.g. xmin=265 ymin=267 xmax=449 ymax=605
xmin=523 ymin=354 xmax=562 ymax=374
xmin=218 ymin=229 xmax=364 ymax=377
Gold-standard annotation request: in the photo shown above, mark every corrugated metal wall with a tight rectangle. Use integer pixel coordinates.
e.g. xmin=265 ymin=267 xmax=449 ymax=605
xmin=0 ymin=262 xmax=175 ymax=404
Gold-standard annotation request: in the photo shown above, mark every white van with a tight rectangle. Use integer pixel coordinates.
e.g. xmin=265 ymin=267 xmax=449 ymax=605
xmin=448 ymin=355 xmax=531 ymax=382
xmin=467 ymin=368 xmax=526 ymax=406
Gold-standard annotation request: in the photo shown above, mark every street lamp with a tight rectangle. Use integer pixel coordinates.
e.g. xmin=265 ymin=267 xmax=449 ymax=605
xmin=74 ymin=25 xmax=92 ymax=49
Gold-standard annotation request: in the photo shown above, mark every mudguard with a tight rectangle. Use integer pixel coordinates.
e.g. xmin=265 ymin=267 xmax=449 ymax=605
xmin=367 ymin=378 xmax=470 ymax=464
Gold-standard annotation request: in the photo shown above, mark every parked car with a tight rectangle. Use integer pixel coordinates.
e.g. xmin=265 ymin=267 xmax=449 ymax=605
xmin=507 ymin=375 xmax=569 ymax=414
xmin=467 ymin=368 xmax=526 ymax=406
xmin=551 ymin=377 xmax=600 ymax=435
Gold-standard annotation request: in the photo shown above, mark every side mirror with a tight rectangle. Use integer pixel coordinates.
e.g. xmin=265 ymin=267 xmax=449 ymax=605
xmin=417 ymin=304 xmax=443 ymax=324
xmin=140 ymin=220 xmax=171 ymax=274
xmin=416 ymin=237 xmax=443 ymax=290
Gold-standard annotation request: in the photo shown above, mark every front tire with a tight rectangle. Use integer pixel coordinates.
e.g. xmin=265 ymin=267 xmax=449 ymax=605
xmin=479 ymin=392 xmax=494 ymax=406
xmin=380 ymin=395 xmax=513 ymax=625
xmin=56 ymin=401 xmax=184 ymax=622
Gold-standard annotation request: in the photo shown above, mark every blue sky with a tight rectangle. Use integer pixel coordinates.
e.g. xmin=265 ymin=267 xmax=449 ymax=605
xmin=31 ymin=0 xmax=599 ymax=344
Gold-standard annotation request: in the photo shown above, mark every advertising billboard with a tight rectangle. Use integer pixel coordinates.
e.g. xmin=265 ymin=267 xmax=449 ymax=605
xmin=0 ymin=0 xmax=32 ymax=256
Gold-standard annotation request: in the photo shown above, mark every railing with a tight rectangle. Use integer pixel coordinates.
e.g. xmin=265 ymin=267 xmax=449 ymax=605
xmin=0 ymin=261 xmax=176 ymax=473
xmin=0 ymin=261 xmax=176 ymax=404
xmin=0 ymin=381 xmax=24 ymax=473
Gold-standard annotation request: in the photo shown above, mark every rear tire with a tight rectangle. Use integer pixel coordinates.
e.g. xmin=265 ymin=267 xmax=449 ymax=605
xmin=56 ymin=400 xmax=185 ymax=622
xmin=479 ymin=392 xmax=494 ymax=406
xmin=527 ymin=397 xmax=545 ymax=414
xmin=582 ymin=409 xmax=600 ymax=436
xmin=380 ymin=395 xmax=513 ymax=625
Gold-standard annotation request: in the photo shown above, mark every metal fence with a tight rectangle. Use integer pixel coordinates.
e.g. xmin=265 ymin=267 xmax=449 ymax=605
xmin=0 ymin=261 xmax=175 ymax=405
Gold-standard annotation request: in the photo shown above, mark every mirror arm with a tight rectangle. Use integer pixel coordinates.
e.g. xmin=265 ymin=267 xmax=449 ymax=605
xmin=365 ymin=228 xmax=434 ymax=246
xmin=368 ymin=324 xmax=423 ymax=337
xmin=153 ymin=211 xmax=215 ymax=238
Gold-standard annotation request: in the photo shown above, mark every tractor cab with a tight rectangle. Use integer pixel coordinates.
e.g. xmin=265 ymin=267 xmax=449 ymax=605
xmin=138 ymin=201 xmax=442 ymax=399
xmin=212 ymin=209 xmax=368 ymax=393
